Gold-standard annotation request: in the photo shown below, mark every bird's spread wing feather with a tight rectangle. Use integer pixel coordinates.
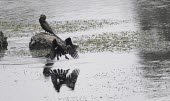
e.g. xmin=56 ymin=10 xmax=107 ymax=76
xmin=67 ymin=45 xmax=79 ymax=59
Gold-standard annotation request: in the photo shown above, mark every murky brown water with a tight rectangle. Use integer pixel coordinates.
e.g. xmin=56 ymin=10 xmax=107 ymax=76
xmin=0 ymin=0 xmax=170 ymax=101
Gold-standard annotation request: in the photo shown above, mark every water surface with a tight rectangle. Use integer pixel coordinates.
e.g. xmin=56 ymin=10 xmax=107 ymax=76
xmin=0 ymin=0 xmax=170 ymax=101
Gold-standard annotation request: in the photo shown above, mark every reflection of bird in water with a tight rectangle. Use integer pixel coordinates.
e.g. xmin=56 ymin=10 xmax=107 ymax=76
xmin=65 ymin=68 xmax=80 ymax=90
xmin=43 ymin=67 xmax=52 ymax=77
xmin=39 ymin=14 xmax=63 ymax=41
xmin=50 ymin=68 xmax=80 ymax=92
xmin=50 ymin=69 xmax=70 ymax=92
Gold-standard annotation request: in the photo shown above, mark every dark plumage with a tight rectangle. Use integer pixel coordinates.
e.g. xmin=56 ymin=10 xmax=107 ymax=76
xmin=43 ymin=67 xmax=52 ymax=77
xmin=50 ymin=68 xmax=80 ymax=92
xmin=39 ymin=14 xmax=64 ymax=43
xmin=47 ymin=39 xmax=68 ymax=60
xmin=65 ymin=37 xmax=73 ymax=46
xmin=39 ymin=14 xmax=54 ymax=35
xmin=50 ymin=69 xmax=70 ymax=92
xmin=65 ymin=37 xmax=79 ymax=59
xmin=65 ymin=69 xmax=80 ymax=90
xmin=39 ymin=15 xmax=79 ymax=60
xmin=47 ymin=38 xmax=78 ymax=60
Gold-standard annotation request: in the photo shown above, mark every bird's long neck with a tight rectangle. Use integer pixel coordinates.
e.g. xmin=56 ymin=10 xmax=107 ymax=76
xmin=39 ymin=18 xmax=46 ymax=24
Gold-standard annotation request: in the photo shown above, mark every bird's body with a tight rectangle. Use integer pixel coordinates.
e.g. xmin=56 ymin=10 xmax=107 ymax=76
xmin=39 ymin=14 xmax=64 ymax=43
xmin=49 ymin=39 xmax=68 ymax=60
xmin=39 ymin=14 xmax=54 ymax=35
xmin=39 ymin=14 xmax=79 ymax=60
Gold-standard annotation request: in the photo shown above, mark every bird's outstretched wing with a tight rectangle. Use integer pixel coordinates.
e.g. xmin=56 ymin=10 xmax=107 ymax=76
xmin=68 ymin=45 xmax=79 ymax=59
xmin=65 ymin=38 xmax=79 ymax=59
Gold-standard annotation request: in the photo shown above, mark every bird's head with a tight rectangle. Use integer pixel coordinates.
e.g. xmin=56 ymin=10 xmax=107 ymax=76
xmin=39 ymin=14 xmax=46 ymax=22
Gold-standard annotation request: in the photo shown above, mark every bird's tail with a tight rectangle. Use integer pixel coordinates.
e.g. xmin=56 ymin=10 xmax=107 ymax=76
xmin=50 ymin=27 xmax=65 ymax=44
xmin=52 ymin=33 xmax=65 ymax=44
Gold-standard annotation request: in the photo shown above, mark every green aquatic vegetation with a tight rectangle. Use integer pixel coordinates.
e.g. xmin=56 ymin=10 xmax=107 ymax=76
xmin=0 ymin=20 xmax=42 ymax=37
xmin=0 ymin=19 xmax=131 ymax=38
xmin=13 ymin=25 xmax=22 ymax=31
xmin=6 ymin=49 xmax=31 ymax=57
xmin=52 ymin=19 xmax=130 ymax=34
xmin=0 ymin=19 xmax=140 ymax=54
xmin=73 ymin=32 xmax=140 ymax=53
xmin=5 ymin=49 xmax=50 ymax=57
xmin=30 ymin=49 xmax=50 ymax=57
